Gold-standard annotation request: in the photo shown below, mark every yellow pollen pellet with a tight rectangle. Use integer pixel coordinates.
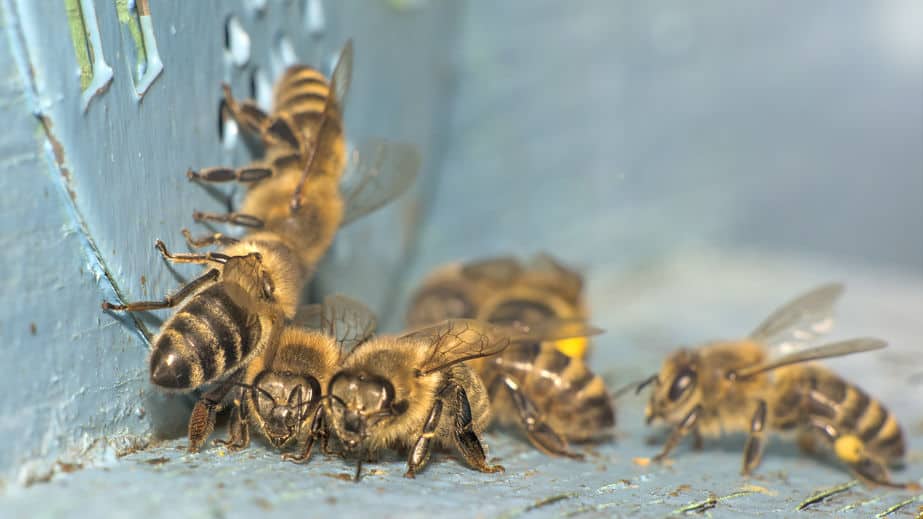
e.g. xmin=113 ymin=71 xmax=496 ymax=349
xmin=834 ymin=434 xmax=864 ymax=464
xmin=553 ymin=337 xmax=588 ymax=359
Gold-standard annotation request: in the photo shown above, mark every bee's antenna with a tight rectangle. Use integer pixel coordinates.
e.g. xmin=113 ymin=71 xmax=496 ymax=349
xmin=354 ymin=449 xmax=364 ymax=482
xmin=634 ymin=374 xmax=660 ymax=395
xmin=228 ymin=381 xmax=273 ymax=402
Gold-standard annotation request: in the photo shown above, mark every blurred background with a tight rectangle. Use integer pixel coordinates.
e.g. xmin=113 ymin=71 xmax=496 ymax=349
xmin=0 ymin=0 xmax=920 ymax=515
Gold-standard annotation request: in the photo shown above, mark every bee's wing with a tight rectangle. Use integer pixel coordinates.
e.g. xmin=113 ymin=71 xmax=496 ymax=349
xmin=460 ymin=256 xmax=524 ymax=284
xmin=748 ymin=283 xmax=845 ymax=355
xmin=403 ymin=318 xmax=604 ymax=375
xmin=401 ymin=319 xmax=511 ymax=375
xmin=734 ymin=338 xmax=886 ymax=379
xmin=320 ymin=294 xmax=377 ymax=354
xmin=339 ymin=139 xmax=421 ymax=227
xmin=504 ymin=318 xmax=604 ymax=343
xmin=292 ymin=303 xmax=324 ymax=328
xmin=292 ymin=295 xmax=377 ymax=354
xmin=330 ymin=39 xmax=353 ymax=113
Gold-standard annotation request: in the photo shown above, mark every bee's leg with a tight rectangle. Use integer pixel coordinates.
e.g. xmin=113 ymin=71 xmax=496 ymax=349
xmin=450 ymin=383 xmax=505 ymax=475
xmin=796 ymin=428 xmax=819 ymax=454
xmin=181 ymin=228 xmax=240 ymax=249
xmin=692 ymin=428 xmax=704 ymax=450
xmin=653 ymin=404 xmax=702 ymax=462
xmin=187 ymin=166 xmax=272 ymax=184
xmin=102 ymin=268 xmax=219 ymax=311
xmin=187 ymin=400 xmax=216 ymax=453
xmin=283 ymin=406 xmax=325 ymax=464
xmin=213 ymin=397 xmax=250 ymax=451
xmin=741 ymin=399 xmax=768 ymax=475
xmin=192 ymin=210 xmax=264 ymax=229
xmin=497 ymin=375 xmax=583 ymax=459
xmin=321 ymin=430 xmax=337 ymax=456
xmin=221 ymin=83 xmax=269 ymax=137
xmin=187 ymin=380 xmax=237 ymax=452
xmin=354 ymin=451 xmax=365 ymax=482
xmin=404 ymin=387 xmax=444 ymax=479
xmin=154 ymin=239 xmax=235 ymax=265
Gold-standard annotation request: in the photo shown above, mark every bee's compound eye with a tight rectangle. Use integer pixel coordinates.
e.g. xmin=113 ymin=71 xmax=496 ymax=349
xmin=261 ymin=275 xmax=275 ymax=300
xmin=667 ymin=368 xmax=696 ymax=402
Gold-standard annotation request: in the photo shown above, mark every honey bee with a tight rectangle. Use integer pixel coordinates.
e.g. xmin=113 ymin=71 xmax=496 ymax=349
xmin=185 ymin=40 xmax=420 ymax=277
xmin=640 ymin=283 xmax=916 ymax=488
xmin=204 ymin=295 xmax=376 ymax=459
xmin=406 ymin=255 xmax=614 ymax=458
xmin=320 ymin=318 xmax=600 ymax=480
xmin=104 ymin=41 xmax=419 ymax=451
xmin=102 ymin=235 xmax=303 ymax=451
xmin=406 ymin=254 xmax=588 ymax=357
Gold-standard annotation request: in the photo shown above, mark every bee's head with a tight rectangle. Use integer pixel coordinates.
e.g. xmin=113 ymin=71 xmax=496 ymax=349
xmin=406 ymin=283 xmax=475 ymax=328
xmin=642 ymin=349 xmax=701 ymax=426
xmin=326 ymin=370 xmax=406 ymax=450
xmin=484 ymin=298 xmax=555 ymax=328
xmin=251 ymin=371 xmax=321 ymax=448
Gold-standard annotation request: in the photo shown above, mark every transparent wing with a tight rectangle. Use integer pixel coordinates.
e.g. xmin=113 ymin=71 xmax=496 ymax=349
xmin=292 ymin=304 xmax=324 ymax=329
xmin=748 ymin=283 xmax=845 ymax=354
xmin=339 ymin=139 xmax=421 ymax=226
xmin=503 ymin=318 xmax=604 ymax=343
xmin=734 ymin=338 xmax=886 ymax=379
xmin=330 ymin=39 xmax=353 ymax=112
xmin=460 ymin=257 xmax=523 ymax=285
xmin=401 ymin=318 xmax=604 ymax=375
xmin=291 ymin=295 xmax=376 ymax=354
xmin=401 ymin=319 xmax=511 ymax=375
xmin=320 ymin=294 xmax=377 ymax=354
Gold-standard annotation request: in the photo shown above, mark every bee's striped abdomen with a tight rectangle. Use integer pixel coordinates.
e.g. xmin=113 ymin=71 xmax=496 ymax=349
xmin=150 ymin=286 xmax=261 ymax=390
xmin=486 ymin=342 xmax=614 ymax=441
xmin=801 ymin=366 xmax=905 ymax=462
xmin=530 ymin=344 xmax=615 ymax=440
xmin=484 ymin=299 xmax=554 ymax=328
xmin=406 ymin=284 xmax=477 ymax=328
xmin=273 ymin=65 xmax=341 ymax=136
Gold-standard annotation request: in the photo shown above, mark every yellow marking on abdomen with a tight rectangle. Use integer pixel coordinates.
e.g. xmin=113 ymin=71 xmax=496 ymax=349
xmin=553 ymin=337 xmax=587 ymax=359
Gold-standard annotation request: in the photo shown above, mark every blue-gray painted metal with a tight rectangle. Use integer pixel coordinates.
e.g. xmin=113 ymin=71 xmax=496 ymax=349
xmin=0 ymin=0 xmax=457 ymax=487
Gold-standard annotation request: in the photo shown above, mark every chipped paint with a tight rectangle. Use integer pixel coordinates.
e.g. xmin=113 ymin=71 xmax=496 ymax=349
xmin=115 ymin=0 xmax=146 ymax=72
xmin=671 ymin=493 xmax=717 ymax=515
xmin=63 ymin=0 xmax=91 ymax=90
xmin=32 ymin=114 xmax=153 ymax=346
xmin=797 ymin=480 xmax=859 ymax=511
xmin=876 ymin=495 xmax=922 ymax=518
xmin=64 ymin=0 xmax=113 ymax=110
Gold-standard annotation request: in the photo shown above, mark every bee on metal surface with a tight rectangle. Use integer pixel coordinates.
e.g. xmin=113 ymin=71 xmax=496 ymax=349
xmin=639 ymin=283 xmax=916 ymax=489
xmin=102 ymin=138 xmax=414 ymax=452
xmin=200 ymin=295 xmax=376 ymax=459
xmin=103 ymin=41 xmax=418 ymax=450
xmin=185 ymin=40 xmax=420 ymax=278
xmin=406 ymin=254 xmax=589 ymax=358
xmin=316 ymin=318 xmax=600 ymax=480
xmin=406 ymin=255 xmax=614 ymax=458
xmin=102 ymin=235 xmax=303 ymax=450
